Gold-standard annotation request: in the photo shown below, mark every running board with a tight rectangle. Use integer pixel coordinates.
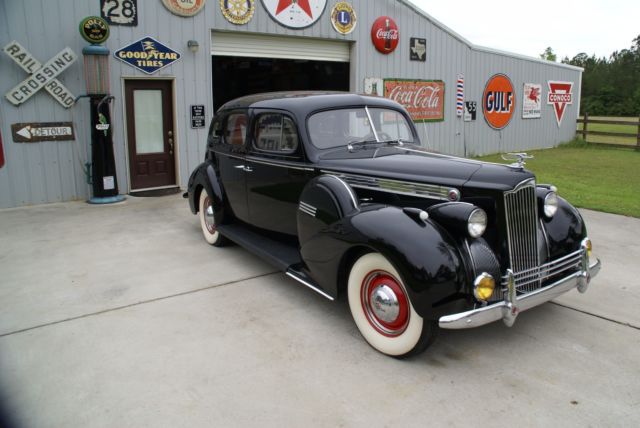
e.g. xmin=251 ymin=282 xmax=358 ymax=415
xmin=216 ymin=223 xmax=334 ymax=301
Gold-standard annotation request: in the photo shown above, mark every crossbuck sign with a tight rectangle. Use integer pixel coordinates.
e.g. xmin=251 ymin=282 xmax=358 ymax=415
xmin=3 ymin=41 xmax=77 ymax=108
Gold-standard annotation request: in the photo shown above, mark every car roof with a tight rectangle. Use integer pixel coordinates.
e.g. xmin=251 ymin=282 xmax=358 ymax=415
xmin=218 ymin=91 xmax=404 ymax=115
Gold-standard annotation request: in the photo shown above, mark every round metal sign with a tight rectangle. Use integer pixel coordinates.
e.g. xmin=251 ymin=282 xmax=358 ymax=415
xmin=331 ymin=2 xmax=356 ymax=35
xmin=261 ymin=0 xmax=327 ymax=29
xmin=79 ymin=16 xmax=110 ymax=44
xmin=220 ymin=0 xmax=255 ymax=25
xmin=482 ymin=74 xmax=516 ymax=130
xmin=162 ymin=0 xmax=206 ymax=17
xmin=371 ymin=16 xmax=398 ymax=54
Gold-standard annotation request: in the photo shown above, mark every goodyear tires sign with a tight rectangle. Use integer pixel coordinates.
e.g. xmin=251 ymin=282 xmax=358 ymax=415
xmin=114 ymin=37 xmax=180 ymax=74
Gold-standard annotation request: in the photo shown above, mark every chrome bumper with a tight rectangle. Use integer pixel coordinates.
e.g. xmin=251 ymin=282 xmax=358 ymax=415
xmin=439 ymin=250 xmax=601 ymax=330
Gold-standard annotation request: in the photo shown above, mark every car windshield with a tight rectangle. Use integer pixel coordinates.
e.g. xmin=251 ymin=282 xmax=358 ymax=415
xmin=308 ymin=107 xmax=416 ymax=149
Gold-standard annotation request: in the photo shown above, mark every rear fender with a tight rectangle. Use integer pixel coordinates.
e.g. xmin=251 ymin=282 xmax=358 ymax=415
xmin=187 ymin=161 xmax=228 ymax=223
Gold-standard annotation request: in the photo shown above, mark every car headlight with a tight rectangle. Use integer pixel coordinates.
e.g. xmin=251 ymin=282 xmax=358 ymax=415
xmin=467 ymin=208 xmax=487 ymax=238
xmin=544 ymin=192 xmax=558 ymax=218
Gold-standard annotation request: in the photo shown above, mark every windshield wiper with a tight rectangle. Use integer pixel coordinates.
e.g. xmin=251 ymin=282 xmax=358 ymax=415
xmin=347 ymin=139 xmax=378 ymax=152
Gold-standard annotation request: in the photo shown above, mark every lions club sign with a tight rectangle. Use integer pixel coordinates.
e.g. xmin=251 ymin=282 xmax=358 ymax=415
xmin=261 ymin=0 xmax=327 ymax=29
xmin=114 ymin=37 xmax=181 ymax=74
xmin=483 ymin=74 xmax=515 ymax=130
xmin=547 ymin=81 xmax=573 ymax=126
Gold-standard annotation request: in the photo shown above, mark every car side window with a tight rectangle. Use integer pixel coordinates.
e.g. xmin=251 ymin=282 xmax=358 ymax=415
xmin=207 ymin=114 xmax=225 ymax=145
xmin=224 ymin=112 xmax=248 ymax=146
xmin=253 ymin=113 xmax=299 ymax=153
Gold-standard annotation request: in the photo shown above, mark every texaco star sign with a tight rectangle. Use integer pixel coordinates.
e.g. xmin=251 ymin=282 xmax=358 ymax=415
xmin=261 ymin=0 xmax=327 ymax=29
xmin=3 ymin=40 xmax=77 ymax=109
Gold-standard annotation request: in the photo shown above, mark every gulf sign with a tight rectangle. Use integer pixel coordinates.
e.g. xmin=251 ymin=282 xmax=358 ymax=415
xmin=482 ymin=74 xmax=515 ymax=130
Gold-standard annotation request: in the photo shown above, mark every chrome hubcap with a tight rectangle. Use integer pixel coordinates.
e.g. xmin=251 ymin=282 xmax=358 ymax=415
xmin=370 ymin=284 xmax=400 ymax=323
xmin=204 ymin=197 xmax=216 ymax=233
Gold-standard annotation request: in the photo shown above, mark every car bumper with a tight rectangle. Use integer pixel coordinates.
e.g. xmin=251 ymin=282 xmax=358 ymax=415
xmin=438 ymin=254 xmax=601 ymax=330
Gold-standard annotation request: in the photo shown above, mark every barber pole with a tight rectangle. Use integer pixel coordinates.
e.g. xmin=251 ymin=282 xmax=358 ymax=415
xmin=456 ymin=74 xmax=464 ymax=117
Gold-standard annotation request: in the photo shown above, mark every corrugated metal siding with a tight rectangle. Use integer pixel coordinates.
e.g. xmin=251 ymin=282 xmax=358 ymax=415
xmin=0 ymin=0 xmax=582 ymax=208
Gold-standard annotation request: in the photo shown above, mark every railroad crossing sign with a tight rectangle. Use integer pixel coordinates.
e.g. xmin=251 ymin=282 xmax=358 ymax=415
xmin=3 ymin=41 xmax=77 ymax=108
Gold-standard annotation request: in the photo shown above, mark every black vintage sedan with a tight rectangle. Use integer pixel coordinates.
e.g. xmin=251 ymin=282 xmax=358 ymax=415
xmin=186 ymin=91 xmax=601 ymax=358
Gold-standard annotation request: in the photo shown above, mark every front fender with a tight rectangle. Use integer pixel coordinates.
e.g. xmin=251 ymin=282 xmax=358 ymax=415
xmin=300 ymin=205 xmax=469 ymax=320
xmin=541 ymin=196 xmax=587 ymax=260
xmin=186 ymin=160 xmax=228 ymax=223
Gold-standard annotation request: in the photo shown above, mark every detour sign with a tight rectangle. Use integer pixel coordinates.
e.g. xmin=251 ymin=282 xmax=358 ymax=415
xmin=483 ymin=74 xmax=515 ymax=130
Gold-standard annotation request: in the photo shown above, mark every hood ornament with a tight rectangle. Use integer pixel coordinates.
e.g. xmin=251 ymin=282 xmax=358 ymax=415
xmin=501 ymin=153 xmax=533 ymax=168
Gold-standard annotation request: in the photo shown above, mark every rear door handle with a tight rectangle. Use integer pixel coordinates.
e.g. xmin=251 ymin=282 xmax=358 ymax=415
xmin=243 ymin=166 xmax=253 ymax=172
xmin=234 ymin=165 xmax=245 ymax=170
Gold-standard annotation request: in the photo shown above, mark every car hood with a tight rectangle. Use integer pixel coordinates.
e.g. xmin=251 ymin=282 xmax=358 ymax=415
xmin=316 ymin=148 xmax=534 ymax=191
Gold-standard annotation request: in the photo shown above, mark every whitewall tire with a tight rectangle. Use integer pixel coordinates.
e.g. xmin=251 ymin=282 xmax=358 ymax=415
xmin=347 ymin=253 xmax=436 ymax=357
xmin=199 ymin=189 xmax=227 ymax=247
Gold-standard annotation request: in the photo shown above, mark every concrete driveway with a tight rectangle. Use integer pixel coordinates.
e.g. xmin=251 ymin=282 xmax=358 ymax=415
xmin=0 ymin=194 xmax=638 ymax=427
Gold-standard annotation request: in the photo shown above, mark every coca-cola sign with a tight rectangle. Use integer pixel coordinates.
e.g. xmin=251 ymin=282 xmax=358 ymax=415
xmin=371 ymin=16 xmax=399 ymax=54
xmin=384 ymin=79 xmax=445 ymax=122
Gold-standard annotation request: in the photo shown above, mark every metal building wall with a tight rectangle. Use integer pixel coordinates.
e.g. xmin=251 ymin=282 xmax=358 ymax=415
xmin=0 ymin=0 xmax=582 ymax=208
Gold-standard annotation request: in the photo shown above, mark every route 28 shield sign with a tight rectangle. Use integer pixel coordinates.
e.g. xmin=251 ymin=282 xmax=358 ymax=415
xmin=261 ymin=0 xmax=327 ymax=29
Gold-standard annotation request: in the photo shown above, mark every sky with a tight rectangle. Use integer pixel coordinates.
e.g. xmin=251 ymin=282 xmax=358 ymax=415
xmin=406 ymin=0 xmax=639 ymax=61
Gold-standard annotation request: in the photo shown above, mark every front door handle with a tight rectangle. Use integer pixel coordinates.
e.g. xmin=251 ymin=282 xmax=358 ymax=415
xmin=243 ymin=166 xmax=253 ymax=172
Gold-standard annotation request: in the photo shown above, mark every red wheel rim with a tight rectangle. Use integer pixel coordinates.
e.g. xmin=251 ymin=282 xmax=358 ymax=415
xmin=360 ymin=270 xmax=410 ymax=337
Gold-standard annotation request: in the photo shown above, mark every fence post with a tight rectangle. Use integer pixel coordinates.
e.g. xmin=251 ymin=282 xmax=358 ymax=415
xmin=637 ymin=115 xmax=640 ymax=149
xmin=582 ymin=112 xmax=588 ymax=141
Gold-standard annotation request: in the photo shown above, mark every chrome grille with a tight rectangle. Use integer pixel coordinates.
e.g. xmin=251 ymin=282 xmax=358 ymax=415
xmin=501 ymin=249 xmax=583 ymax=289
xmin=504 ymin=179 xmax=540 ymax=293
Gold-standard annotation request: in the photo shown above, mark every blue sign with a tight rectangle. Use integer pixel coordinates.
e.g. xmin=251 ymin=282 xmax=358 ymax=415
xmin=114 ymin=37 xmax=180 ymax=74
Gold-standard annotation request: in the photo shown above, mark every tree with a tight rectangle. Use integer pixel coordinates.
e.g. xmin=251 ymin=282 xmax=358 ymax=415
xmin=540 ymin=47 xmax=557 ymax=62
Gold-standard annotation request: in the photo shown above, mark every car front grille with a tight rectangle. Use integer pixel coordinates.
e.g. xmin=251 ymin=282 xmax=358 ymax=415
xmin=504 ymin=179 xmax=541 ymax=293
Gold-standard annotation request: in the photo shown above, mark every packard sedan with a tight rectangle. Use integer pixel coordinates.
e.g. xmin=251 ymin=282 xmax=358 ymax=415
xmin=186 ymin=92 xmax=600 ymax=358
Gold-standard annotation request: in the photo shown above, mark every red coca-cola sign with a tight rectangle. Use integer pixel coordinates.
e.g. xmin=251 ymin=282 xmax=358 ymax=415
xmin=371 ymin=16 xmax=399 ymax=54
xmin=384 ymin=79 xmax=445 ymax=122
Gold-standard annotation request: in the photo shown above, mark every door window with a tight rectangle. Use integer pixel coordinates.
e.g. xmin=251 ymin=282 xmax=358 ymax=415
xmin=133 ymin=89 xmax=164 ymax=153
xmin=224 ymin=112 xmax=248 ymax=146
xmin=253 ymin=114 xmax=299 ymax=153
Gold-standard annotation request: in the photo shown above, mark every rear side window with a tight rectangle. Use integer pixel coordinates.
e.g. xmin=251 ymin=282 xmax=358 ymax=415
xmin=224 ymin=112 xmax=248 ymax=146
xmin=253 ymin=114 xmax=299 ymax=153
xmin=208 ymin=115 xmax=224 ymax=145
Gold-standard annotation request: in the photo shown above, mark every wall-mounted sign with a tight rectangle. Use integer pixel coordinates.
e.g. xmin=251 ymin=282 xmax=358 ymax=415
xmin=456 ymin=74 xmax=464 ymax=117
xmin=522 ymin=83 xmax=541 ymax=119
xmin=220 ymin=0 xmax=255 ymax=25
xmin=79 ymin=16 xmax=110 ymax=44
xmin=371 ymin=16 xmax=398 ymax=54
xmin=11 ymin=122 xmax=75 ymax=143
xmin=191 ymin=105 xmax=206 ymax=128
xmin=384 ymin=79 xmax=444 ymax=122
xmin=364 ymin=77 xmax=383 ymax=96
xmin=162 ymin=0 xmax=206 ymax=17
xmin=409 ymin=37 xmax=426 ymax=61
xmin=261 ymin=0 xmax=327 ymax=29
xmin=464 ymin=101 xmax=477 ymax=122
xmin=3 ymin=41 xmax=77 ymax=108
xmin=331 ymin=2 xmax=356 ymax=34
xmin=547 ymin=81 xmax=573 ymax=126
xmin=101 ymin=0 xmax=138 ymax=26
xmin=114 ymin=37 xmax=181 ymax=74
xmin=482 ymin=74 xmax=515 ymax=130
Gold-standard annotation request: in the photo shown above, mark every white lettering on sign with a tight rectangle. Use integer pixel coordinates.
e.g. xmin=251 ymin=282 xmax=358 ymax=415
xmin=3 ymin=41 xmax=77 ymax=108
xmin=387 ymin=85 xmax=441 ymax=109
xmin=16 ymin=125 xmax=73 ymax=139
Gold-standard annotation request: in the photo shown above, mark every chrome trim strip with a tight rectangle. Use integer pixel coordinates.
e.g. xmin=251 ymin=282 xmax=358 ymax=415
xmin=325 ymin=175 xmax=359 ymax=209
xmin=214 ymin=151 xmax=315 ymax=171
xmin=323 ymin=171 xmax=455 ymax=201
xmin=439 ymin=258 xmax=601 ymax=329
xmin=286 ymin=271 xmax=335 ymax=301
xmin=298 ymin=201 xmax=317 ymax=217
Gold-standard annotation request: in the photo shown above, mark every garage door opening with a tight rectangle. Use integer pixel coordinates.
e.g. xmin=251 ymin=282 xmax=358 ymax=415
xmin=212 ymin=56 xmax=350 ymax=111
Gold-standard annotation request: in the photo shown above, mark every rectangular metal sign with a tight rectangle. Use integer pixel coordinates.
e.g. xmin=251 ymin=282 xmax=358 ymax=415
xmin=384 ymin=79 xmax=445 ymax=122
xmin=11 ymin=122 xmax=75 ymax=143
xmin=101 ymin=0 xmax=138 ymax=26
xmin=191 ymin=105 xmax=206 ymax=128
xmin=523 ymin=83 xmax=542 ymax=119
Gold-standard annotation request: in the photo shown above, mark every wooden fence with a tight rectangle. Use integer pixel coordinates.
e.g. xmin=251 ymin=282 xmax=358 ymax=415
xmin=577 ymin=113 xmax=640 ymax=149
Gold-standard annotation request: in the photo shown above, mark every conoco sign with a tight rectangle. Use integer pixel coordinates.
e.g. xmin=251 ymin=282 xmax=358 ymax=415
xmin=371 ymin=16 xmax=398 ymax=54
xmin=384 ymin=79 xmax=444 ymax=122
xmin=483 ymin=74 xmax=515 ymax=130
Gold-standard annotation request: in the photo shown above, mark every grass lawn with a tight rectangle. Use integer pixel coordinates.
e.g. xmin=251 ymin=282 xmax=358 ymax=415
xmin=577 ymin=116 xmax=639 ymax=146
xmin=475 ymin=140 xmax=640 ymax=218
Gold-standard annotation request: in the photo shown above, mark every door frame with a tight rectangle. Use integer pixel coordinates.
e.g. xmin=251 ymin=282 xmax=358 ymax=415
xmin=120 ymin=76 xmax=180 ymax=193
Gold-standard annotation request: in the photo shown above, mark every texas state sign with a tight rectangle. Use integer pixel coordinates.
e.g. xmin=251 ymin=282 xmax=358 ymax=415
xmin=261 ymin=0 xmax=327 ymax=29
